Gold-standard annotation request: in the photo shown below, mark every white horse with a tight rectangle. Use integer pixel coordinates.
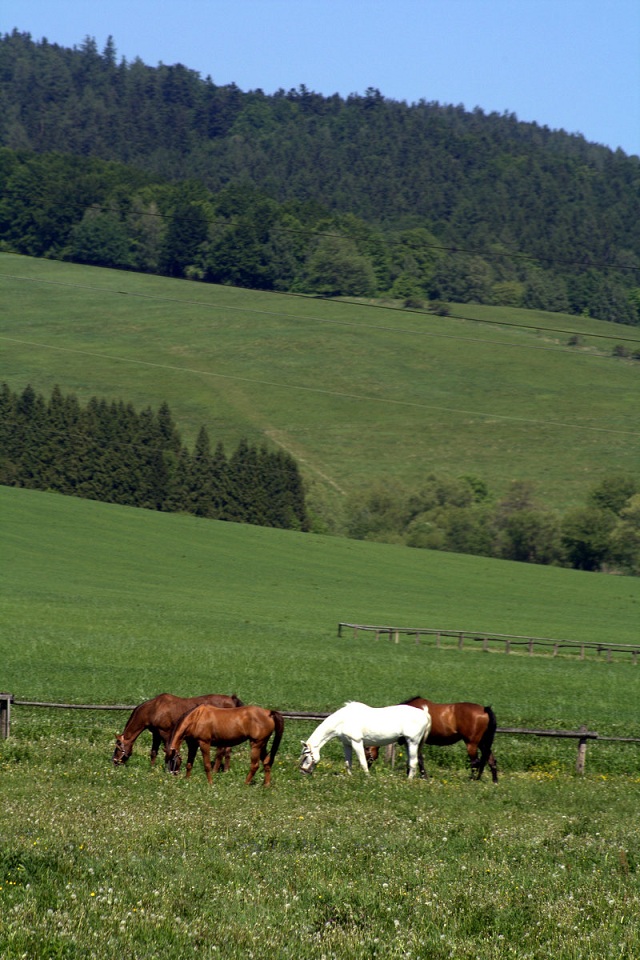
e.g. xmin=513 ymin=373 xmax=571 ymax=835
xmin=299 ymin=701 xmax=431 ymax=778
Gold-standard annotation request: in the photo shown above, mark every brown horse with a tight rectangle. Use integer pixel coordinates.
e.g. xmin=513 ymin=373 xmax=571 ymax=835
xmin=112 ymin=693 xmax=243 ymax=768
xmin=367 ymin=697 xmax=498 ymax=782
xmin=166 ymin=704 xmax=285 ymax=786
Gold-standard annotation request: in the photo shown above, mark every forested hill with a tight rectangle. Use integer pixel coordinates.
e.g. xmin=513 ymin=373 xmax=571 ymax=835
xmin=1 ymin=29 xmax=639 ymax=323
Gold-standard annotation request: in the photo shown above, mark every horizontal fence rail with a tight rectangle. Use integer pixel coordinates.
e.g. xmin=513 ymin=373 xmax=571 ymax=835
xmin=2 ymin=693 xmax=640 ymax=775
xmin=337 ymin=622 xmax=640 ymax=663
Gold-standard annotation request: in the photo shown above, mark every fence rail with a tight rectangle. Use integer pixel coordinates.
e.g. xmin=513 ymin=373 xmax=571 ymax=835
xmin=337 ymin=622 xmax=640 ymax=662
xmin=2 ymin=692 xmax=640 ymax=775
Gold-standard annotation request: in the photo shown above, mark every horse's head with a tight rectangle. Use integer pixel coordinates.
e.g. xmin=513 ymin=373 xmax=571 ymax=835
xmin=165 ymin=745 xmax=182 ymax=775
xmin=299 ymin=741 xmax=318 ymax=775
xmin=112 ymin=735 xmax=132 ymax=765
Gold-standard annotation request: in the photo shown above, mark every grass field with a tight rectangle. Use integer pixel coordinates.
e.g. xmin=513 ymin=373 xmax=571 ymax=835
xmin=2 ymin=253 xmax=639 ymax=518
xmin=2 ymin=253 xmax=640 ymax=958
xmin=2 ymin=486 xmax=640 ymax=958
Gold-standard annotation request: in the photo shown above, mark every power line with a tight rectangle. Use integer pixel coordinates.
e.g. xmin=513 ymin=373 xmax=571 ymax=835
xmin=90 ymin=203 xmax=640 ymax=273
xmin=3 ymin=269 xmax=640 ymax=348
xmin=88 ymin=200 xmax=640 ymax=275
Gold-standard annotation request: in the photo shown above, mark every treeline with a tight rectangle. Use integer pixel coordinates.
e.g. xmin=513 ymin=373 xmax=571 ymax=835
xmin=2 ymin=383 xmax=638 ymax=573
xmin=345 ymin=474 xmax=640 ymax=575
xmin=0 ymin=383 xmax=309 ymax=531
xmin=0 ymin=30 xmax=639 ymax=324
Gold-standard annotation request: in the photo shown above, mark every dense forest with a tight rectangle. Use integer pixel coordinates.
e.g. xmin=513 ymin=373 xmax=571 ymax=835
xmin=1 ymin=30 xmax=639 ymax=323
xmin=0 ymin=383 xmax=309 ymax=531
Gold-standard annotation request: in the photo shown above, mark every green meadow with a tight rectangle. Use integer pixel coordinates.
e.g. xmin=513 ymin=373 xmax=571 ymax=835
xmin=2 ymin=253 xmax=639 ymax=517
xmin=2 ymin=485 xmax=640 ymax=958
xmin=2 ymin=256 xmax=640 ymax=958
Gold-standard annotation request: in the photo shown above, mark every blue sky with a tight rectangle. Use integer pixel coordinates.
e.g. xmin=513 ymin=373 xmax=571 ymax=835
xmin=5 ymin=0 xmax=639 ymax=156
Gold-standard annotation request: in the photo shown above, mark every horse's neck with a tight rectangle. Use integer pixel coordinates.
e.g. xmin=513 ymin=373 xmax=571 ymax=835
xmin=122 ymin=709 xmax=147 ymax=742
xmin=308 ymin=714 xmax=342 ymax=751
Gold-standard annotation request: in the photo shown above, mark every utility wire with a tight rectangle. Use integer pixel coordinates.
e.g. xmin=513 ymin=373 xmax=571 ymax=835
xmin=3 ymin=269 xmax=640 ymax=347
xmin=86 ymin=200 xmax=640 ymax=275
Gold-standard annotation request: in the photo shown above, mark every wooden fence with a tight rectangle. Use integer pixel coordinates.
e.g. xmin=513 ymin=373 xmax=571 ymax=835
xmin=2 ymin=692 xmax=639 ymax=775
xmin=338 ymin=622 xmax=640 ymax=663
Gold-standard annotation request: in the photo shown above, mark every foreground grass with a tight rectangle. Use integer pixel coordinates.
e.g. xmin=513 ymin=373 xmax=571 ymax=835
xmin=2 ymin=713 xmax=639 ymax=960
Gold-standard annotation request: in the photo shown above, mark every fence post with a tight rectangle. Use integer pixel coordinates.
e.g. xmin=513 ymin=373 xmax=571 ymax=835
xmin=0 ymin=693 xmax=12 ymax=739
xmin=576 ymin=725 xmax=588 ymax=775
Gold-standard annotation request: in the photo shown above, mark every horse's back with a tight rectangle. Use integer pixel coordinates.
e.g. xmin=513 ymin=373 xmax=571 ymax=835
xmin=181 ymin=703 xmax=273 ymax=744
xmin=408 ymin=698 xmax=490 ymax=745
xmin=343 ymin=702 xmax=429 ymax=744
xmin=136 ymin=693 xmax=239 ymax=730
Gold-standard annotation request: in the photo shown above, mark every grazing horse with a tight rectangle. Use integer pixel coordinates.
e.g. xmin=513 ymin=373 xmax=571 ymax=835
xmin=366 ymin=697 xmax=498 ymax=782
xmin=165 ymin=704 xmax=285 ymax=786
xmin=112 ymin=693 xmax=243 ymax=768
xmin=299 ymin=701 xmax=431 ymax=778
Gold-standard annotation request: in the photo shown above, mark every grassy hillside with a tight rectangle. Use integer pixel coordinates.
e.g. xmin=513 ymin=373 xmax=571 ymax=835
xmin=3 ymin=486 xmax=640 ymax=959
xmin=4 ymin=485 xmax=640 ymax=736
xmin=2 ymin=254 xmax=638 ymax=520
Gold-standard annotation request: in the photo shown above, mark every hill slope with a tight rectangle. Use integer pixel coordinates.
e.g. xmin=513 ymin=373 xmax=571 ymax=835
xmin=4 ymin=484 xmax=640 ymax=709
xmin=2 ymin=254 xmax=638 ymax=520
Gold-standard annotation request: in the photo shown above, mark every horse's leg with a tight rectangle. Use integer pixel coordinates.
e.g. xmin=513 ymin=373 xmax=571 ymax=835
xmin=466 ymin=742 xmax=482 ymax=780
xmin=260 ymin=739 xmax=272 ymax=787
xmin=342 ymin=739 xmax=353 ymax=774
xmin=212 ymin=746 xmax=224 ymax=774
xmin=150 ymin=731 xmax=162 ymax=766
xmin=474 ymin=739 xmax=499 ymax=783
xmin=406 ymin=741 xmax=419 ymax=779
xmin=223 ymin=747 xmax=232 ymax=772
xmin=417 ymin=742 xmax=428 ymax=779
xmin=200 ymin=742 xmax=213 ymax=784
xmin=351 ymin=740 xmax=370 ymax=774
xmin=185 ymin=739 xmax=198 ymax=779
xmin=245 ymin=741 xmax=261 ymax=785
xmin=398 ymin=736 xmax=411 ymax=775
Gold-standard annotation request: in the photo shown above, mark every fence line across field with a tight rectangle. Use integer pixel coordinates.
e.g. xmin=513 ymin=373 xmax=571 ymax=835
xmin=2 ymin=693 xmax=640 ymax=775
xmin=338 ymin=622 xmax=640 ymax=662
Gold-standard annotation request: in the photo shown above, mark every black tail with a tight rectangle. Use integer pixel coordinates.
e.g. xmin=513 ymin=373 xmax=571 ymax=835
xmin=268 ymin=711 xmax=285 ymax=765
xmin=481 ymin=705 xmax=497 ymax=751
xmin=231 ymin=694 xmax=244 ymax=707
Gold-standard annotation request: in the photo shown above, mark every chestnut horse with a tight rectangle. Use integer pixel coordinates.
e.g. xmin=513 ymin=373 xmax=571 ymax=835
xmin=112 ymin=693 xmax=243 ymax=769
xmin=367 ymin=697 xmax=498 ymax=782
xmin=166 ymin=704 xmax=285 ymax=786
